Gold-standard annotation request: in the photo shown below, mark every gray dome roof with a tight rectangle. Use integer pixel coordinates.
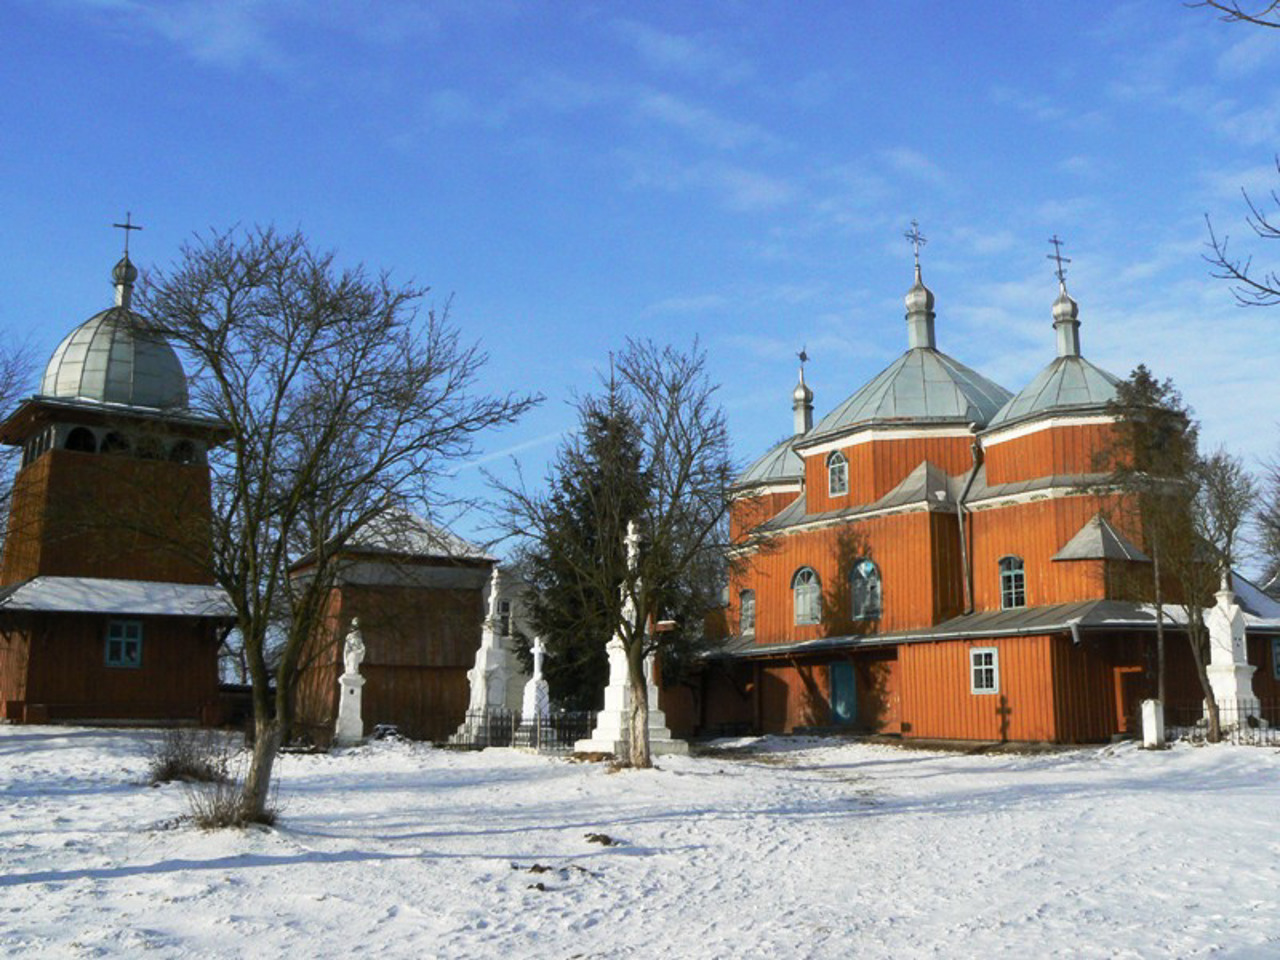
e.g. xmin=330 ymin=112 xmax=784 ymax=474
xmin=736 ymin=435 xmax=803 ymax=488
xmin=809 ymin=348 xmax=1012 ymax=439
xmin=987 ymin=355 xmax=1119 ymax=429
xmin=41 ymin=307 xmax=189 ymax=409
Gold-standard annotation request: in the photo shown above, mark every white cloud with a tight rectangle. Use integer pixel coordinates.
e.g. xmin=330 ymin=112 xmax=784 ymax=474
xmin=881 ymin=147 xmax=946 ymax=187
xmin=611 ymin=19 xmax=751 ymax=84
xmin=632 ymin=90 xmax=773 ymax=150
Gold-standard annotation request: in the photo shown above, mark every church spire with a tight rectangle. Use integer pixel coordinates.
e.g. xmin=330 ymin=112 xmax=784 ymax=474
xmin=792 ymin=346 xmax=813 ymax=435
xmin=903 ymin=220 xmax=936 ymax=350
xmin=1047 ymin=235 xmax=1080 ymax=358
xmin=111 ymin=212 xmax=142 ymax=310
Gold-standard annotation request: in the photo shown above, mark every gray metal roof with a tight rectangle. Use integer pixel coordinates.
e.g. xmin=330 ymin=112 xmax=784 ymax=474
xmin=806 ymin=348 xmax=1011 ymax=441
xmin=345 ymin=508 xmax=494 ymax=562
xmin=1052 ymin=514 xmax=1149 ymax=562
xmin=987 ymin=355 xmax=1119 ymax=429
xmin=41 ymin=307 xmax=189 ymax=410
xmin=759 ymin=459 xmax=954 ymax=532
xmin=735 ymin=435 xmax=804 ymax=488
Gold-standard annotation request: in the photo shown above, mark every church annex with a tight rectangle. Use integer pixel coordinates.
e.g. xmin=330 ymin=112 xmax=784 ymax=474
xmin=0 ymin=252 xmax=231 ymax=724
xmin=688 ymin=243 xmax=1280 ymax=744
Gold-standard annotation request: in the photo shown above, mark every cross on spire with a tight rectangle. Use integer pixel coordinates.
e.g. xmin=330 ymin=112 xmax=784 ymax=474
xmin=112 ymin=211 xmax=143 ymax=256
xmin=1047 ymin=234 xmax=1071 ymax=285
xmin=797 ymin=345 xmax=809 ymax=367
xmin=904 ymin=219 xmax=927 ymax=268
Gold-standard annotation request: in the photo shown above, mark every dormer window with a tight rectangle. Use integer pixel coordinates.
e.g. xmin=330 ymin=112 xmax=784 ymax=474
xmin=827 ymin=451 xmax=848 ymax=498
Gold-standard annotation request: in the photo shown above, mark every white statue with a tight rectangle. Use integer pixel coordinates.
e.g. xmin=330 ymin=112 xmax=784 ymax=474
xmin=343 ymin=618 xmax=366 ymax=677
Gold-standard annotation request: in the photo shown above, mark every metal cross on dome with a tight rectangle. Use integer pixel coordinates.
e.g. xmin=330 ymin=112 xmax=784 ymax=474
xmin=797 ymin=345 xmax=809 ymax=367
xmin=904 ymin=219 xmax=927 ymax=268
xmin=1047 ymin=234 xmax=1072 ymax=284
xmin=112 ymin=211 xmax=143 ymax=256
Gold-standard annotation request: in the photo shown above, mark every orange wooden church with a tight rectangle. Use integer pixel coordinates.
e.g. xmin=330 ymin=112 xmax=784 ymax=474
xmin=0 ymin=253 xmax=231 ymax=724
xmin=680 ymin=245 xmax=1280 ymax=744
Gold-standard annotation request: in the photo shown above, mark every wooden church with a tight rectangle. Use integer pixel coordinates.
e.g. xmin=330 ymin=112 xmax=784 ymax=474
xmin=0 ymin=251 xmax=231 ymax=724
xmin=678 ymin=239 xmax=1280 ymax=743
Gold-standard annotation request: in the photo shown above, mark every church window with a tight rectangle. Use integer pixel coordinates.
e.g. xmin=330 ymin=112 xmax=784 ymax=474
xmin=740 ymin=589 xmax=756 ymax=636
xmin=970 ymin=647 xmax=999 ymax=694
xmin=170 ymin=440 xmax=197 ymax=464
xmin=827 ymin=451 xmax=848 ymax=498
xmin=792 ymin=567 xmax=821 ymax=625
xmin=851 ymin=559 xmax=882 ymax=620
xmin=65 ymin=427 xmax=97 ymax=453
xmin=999 ymin=556 xmax=1026 ymax=609
xmin=101 ymin=432 xmax=131 ymax=456
xmin=105 ymin=620 xmax=143 ymax=669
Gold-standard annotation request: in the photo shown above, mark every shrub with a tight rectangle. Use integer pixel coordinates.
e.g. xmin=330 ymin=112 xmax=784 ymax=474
xmin=148 ymin=728 xmax=230 ymax=785
xmin=184 ymin=776 xmax=278 ymax=829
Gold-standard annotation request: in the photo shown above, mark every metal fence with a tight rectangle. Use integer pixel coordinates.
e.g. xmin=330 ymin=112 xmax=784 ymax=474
xmin=444 ymin=707 xmax=596 ymax=755
xmin=1164 ymin=699 xmax=1280 ymax=746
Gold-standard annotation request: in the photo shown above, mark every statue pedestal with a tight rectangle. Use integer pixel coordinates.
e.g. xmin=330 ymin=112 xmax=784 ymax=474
xmin=1204 ymin=589 xmax=1264 ymax=730
xmin=334 ymin=672 xmax=366 ymax=746
xmin=575 ymin=641 xmax=688 ymax=757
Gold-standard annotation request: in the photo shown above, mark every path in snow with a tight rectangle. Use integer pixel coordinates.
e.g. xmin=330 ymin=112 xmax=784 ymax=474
xmin=1 ymin=727 xmax=1278 ymax=958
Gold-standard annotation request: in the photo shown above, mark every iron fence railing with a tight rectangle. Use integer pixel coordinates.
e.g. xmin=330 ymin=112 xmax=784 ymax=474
xmin=1164 ymin=699 xmax=1280 ymax=746
xmin=445 ymin=707 xmax=596 ymax=755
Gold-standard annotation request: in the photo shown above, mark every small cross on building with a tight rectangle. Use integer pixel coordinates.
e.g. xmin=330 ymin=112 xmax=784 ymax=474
xmin=112 ymin=212 xmax=143 ymax=256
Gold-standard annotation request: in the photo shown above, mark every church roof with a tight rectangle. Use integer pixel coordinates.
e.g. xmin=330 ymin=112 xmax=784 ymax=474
xmin=41 ymin=306 xmax=189 ymax=410
xmin=987 ymin=355 xmax=1119 ymax=430
xmin=805 ymin=348 xmax=1011 ymax=442
xmin=0 ymin=576 xmax=231 ymax=617
xmin=735 ymin=435 xmax=804 ymax=489
xmin=1051 ymin=514 xmax=1149 ymax=562
xmin=343 ymin=508 xmax=493 ymax=562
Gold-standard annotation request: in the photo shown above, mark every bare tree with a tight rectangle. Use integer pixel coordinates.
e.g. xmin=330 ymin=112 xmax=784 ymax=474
xmin=1259 ymin=457 xmax=1280 ymax=587
xmin=137 ymin=227 xmax=537 ymax=821
xmin=1189 ymin=1 xmax=1280 ymax=28
xmin=1204 ymin=159 xmax=1280 ymax=308
xmin=497 ymin=340 xmax=734 ymax=768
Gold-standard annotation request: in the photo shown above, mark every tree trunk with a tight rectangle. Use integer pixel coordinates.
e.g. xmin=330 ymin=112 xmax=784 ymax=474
xmin=241 ymin=715 xmax=282 ymax=821
xmin=626 ymin=646 xmax=651 ymax=769
xmin=1187 ymin=619 xmax=1221 ymax=743
xmin=1152 ymin=539 xmax=1167 ymax=711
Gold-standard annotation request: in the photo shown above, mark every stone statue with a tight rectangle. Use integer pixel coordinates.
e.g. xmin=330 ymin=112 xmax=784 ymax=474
xmin=343 ymin=618 xmax=366 ymax=677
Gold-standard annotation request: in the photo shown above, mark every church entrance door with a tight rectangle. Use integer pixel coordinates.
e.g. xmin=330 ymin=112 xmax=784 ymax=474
xmin=830 ymin=661 xmax=857 ymax=726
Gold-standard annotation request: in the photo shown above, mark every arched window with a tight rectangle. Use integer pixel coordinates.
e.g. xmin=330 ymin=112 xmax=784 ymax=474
xmin=999 ymin=556 xmax=1026 ymax=609
xmin=136 ymin=435 xmax=165 ymax=460
xmin=169 ymin=439 xmax=197 ymax=464
xmin=740 ymin=589 xmax=756 ymax=637
xmin=65 ymin=427 xmax=97 ymax=453
xmin=100 ymin=432 xmax=131 ymax=456
xmin=827 ymin=451 xmax=848 ymax=497
xmin=851 ymin=558 xmax=882 ymax=620
xmin=792 ymin=567 xmax=821 ymax=625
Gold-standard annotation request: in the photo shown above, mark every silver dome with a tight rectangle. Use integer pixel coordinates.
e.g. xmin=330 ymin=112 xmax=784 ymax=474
xmin=41 ymin=307 xmax=189 ymax=409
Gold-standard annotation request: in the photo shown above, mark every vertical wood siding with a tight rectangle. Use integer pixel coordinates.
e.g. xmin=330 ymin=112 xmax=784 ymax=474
xmin=984 ymin=421 xmax=1122 ymax=486
xmin=804 ymin=434 xmax=974 ymax=514
xmin=730 ymin=490 xmax=801 ymax=541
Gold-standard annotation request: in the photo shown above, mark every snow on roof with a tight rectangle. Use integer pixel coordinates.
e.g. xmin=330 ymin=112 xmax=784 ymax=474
xmin=345 ymin=508 xmax=494 ymax=562
xmin=0 ymin=577 xmax=233 ymax=617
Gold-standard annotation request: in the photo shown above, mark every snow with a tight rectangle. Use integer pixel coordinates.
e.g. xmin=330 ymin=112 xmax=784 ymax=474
xmin=0 ymin=577 xmax=231 ymax=617
xmin=3 ymin=728 xmax=1279 ymax=958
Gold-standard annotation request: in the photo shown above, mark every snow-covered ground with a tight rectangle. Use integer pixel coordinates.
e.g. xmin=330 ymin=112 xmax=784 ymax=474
xmin=2 ymin=727 xmax=1278 ymax=959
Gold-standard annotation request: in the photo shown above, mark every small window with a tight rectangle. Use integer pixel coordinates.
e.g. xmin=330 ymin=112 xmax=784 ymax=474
xmin=65 ymin=427 xmax=97 ymax=453
xmin=1272 ymin=638 xmax=1280 ymax=681
xmin=498 ymin=599 xmax=512 ymax=637
xmin=135 ymin=435 xmax=166 ymax=460
xmin=101 ymin=432 xmax=131 ymax=456
xmin=827 ymin=451 xmax=849 ymax=498
xmin=851 ymin=558 xmax=882 ymax=620
xmin=970 ymin=647 xmax=999 ymax=694
xmin=169 ymin=439 xmax=197 ymax=464
xmin=105 ymin=620 xmax=143 ymax=669
xmin=793 ymin=567 xmax=821 ymax=625
xmin=999 ymin=556 xmax=1026 ymax=610
xmin=740 ymin=589 xmax=756 ymax=637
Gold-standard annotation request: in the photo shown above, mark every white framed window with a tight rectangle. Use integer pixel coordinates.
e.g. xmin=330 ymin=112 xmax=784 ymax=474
xmin=999 ymin=556 xmax=1026 ymax=610
xmin=851 ymin=558 xmax=882 ymax=620
xmin=1272 ymin=637 xmax=1280 ymax=681
xmin=105 ymin=620 xmax=143 ymax=669
xmin=970 ymin=647 xmax=999 ymax=694
xmin=827 ymin=451 xmax=849 ymax=498
xmin=740 ymin=589 xmax=756 ymax=637
xmin=792 ymin=567 xmax=821 ymax=625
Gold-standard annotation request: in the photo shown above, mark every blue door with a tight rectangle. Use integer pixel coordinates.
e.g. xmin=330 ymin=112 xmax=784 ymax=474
xmin=830 ymin=661 xmax=857 ymax=726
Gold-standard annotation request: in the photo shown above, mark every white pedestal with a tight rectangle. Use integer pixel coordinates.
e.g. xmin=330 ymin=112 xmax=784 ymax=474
xmin=575 ymin=642 xmax=688 ymax=757
xmin=1141 ymin=699 xmax=1165 ymax=749
xmin=1204 ymin=589 xmax=1263 ymax=729
xmin=334 ymin=672 xmax=366 ymax=746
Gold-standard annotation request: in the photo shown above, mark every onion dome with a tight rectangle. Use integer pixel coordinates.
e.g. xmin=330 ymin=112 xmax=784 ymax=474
xmin=792 ymin=366 xmax=814 ymax=435
xmin=905 ymin=263 xmax=937 ymax=350
xmin=39 ymin=259 xmax=189 ymax=410
xmin=987 ymin=282 xmax=1118 ymax=429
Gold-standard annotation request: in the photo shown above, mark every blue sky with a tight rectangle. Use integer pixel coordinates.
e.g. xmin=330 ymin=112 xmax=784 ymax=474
xmin=3 ymin=1 xmax=1279 ymax=553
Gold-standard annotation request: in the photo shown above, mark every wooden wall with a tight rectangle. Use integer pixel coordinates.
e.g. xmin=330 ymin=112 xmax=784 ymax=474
xmin=0 ymin=620 xmax=30 ymax=718
xmin=1 ymin=449 xmax=215 ymax=586
xmin=730 ymin=490 xmax=801 ymax=542
xmin=804 ymin=434 xmax=973 ymax=514
xmin=898 ymin=635 xmax=1058 ymax=741
xmin=984 ymin=421 xmax=1121 ymax=486
xmin=968 ymin=494 xmax=1126 ymax=611
xmin=14 ymin=612 xmax=220 ymax=721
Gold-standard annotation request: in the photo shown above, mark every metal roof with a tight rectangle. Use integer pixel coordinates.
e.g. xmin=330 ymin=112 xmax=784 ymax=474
xmin=344 ymin=508 xmax=494 ymax=562
xmin=1052 ymin=514 xmax=1149 ymax=562
xmin=987 ymin=355 xmax=1119 ymax=429
xmin=735 ymin=435 xmax=804 ymax=488
xmin=0 ymin=577 xmax=232 ymax=617
xmin=41 ymin=307 xmax=189 ymax=410
xmin=806 ymin=348 xmax=1011 ymax=441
